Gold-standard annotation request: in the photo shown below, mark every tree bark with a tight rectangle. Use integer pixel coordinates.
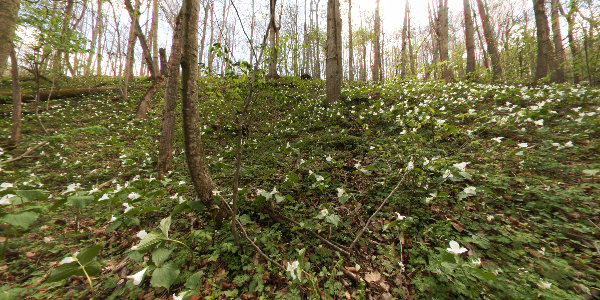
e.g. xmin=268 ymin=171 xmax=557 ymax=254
xmin=532 ymin=0 xmax=557 ymax=83
xmin=437 ymin=0 xmax=453 ymax=82
xmin=125 ymin=0 xmax=158 ymax=79
xmin=181 ymin=0 xmax=214 ymax=205
xmin=123 ymin=0 xmax=140 ymax=100
xmin=267 ymin=0 xmax=280 ymax=79
xmin=157 ymin=12 xmax=184 ymax=177
xmin=199 ymin=0 xmax=210 ymax=66
xmin=314 ymin=0 xmax=322 ymax=79
xmin=550 ymin=0 xmax=566 ymax=82
xmin=150 ymin=0 xmax=160 ymax=74
xmin=53 ymin=0 xmax=75 ymax=76
xmin=347 ymin=0 xmax=353 ymax=81
xmin=475 ymin=0 xmax=502 ymax=81
xmin=560 ymin=0 xmax=580 ymax=83
xmin=372 ymin=0 xmax=381 ymax=81
xmin=0 ymin=0 xmax=20 ymax=75
xmin=326 ymin=0 xmax=342 ymax=105
xmin=400 ymin=0 xmax=409 ymax=79
xmin=10 ymin=46 xmax=21 ymax=146
xmin=463 ymin=0 xmax=477 ymax=77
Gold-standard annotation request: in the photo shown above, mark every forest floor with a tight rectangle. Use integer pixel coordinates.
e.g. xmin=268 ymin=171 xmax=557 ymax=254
xmin=0 ymin=77 xmax=599 ymax=299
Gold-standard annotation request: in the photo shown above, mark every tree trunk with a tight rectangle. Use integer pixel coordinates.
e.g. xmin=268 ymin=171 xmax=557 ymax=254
xmin=267 ymin=0 xmax=279 ymax=79
xmin=207 ymin=0 xmax=215 ymax=74
xmin=10 ymin=46 xmax=21 ymax=146
xmin=0 ymin=0 xmax=21 ymax=75
xmin=151 ymin=0 xmax=160 ymax=74
xmin=125 ymin=0 xmax=158 ymax=79
xmin=372 ymin=0 xmax=381 ymax=81
xmin=437 ymin=0 xmax=453 ymax=82
xmin=347 ymin=0 xmax=353 ymax=81
xmin=95 ymin=0 xmax=104 ymax=76
xmin=400 ymin=0 xmax=409 ymax=79
xmin=560 ymin=0 xmax=579 ymax=83
xmin=475 ymin=0 xmax=502 ymax=81
xmin=463 ymin=0 xmax=476 ymax=77
xmin=181 ymin=0 xmax=214 ymax=205
xmin=123 ymin=0 xmax=140 ymax=100
xmin=157 ymin=12 xmax=184 ymax=177
xmin=532 ymin=0 xmax=557 ymax=83
xmin=550 ymin=0 xmax=566 ymax=83
xmin=53 ymin=0 xmax=75 ymax=76
xmin=199 ymin=0 xmax=210 ymax=66
xmin=326 ymin=0 xmax=342 ymax=105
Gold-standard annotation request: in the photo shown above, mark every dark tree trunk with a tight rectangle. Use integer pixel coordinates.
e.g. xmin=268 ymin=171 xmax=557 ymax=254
xmin=475 ymin=0 xmax=502 ymax=81
xmin=463 ymin=0 xmax=477 ymax=77
xmin=326 ymin=0 xmax=342 ymax=105
xmin=533 ymin=0 xmax=558 ymax=83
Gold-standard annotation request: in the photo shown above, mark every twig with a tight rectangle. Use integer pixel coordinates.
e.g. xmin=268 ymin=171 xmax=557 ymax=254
xmin=218 ymin=195 xmax=284 ymax=270
xmin=349 ymin=171 xmax=410 ymax=251
xmin=95 ymin=177 xmax=116 ymax=190
xmin=586 ymin=218 xmax=600 ymax=232
xmin=1 ymin=141 xmax=49 ymax=164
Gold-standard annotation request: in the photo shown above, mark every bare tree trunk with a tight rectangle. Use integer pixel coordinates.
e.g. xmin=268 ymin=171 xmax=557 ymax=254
xmin=347 ymin=0 xmax=353 ymax=81
xmin=314 ymin=0 xmax=322 ymax=79
xmin=199 ymin=0 xmax=210 ymax=66
xmin=475 ymin=0 xmax=502 ymax=81
xmin=157 ymin=12 xmax=184 ymax=177
xmin=151 ymin=0 xmax=160 ymax=73
xmin=207 ymin=0 xmax=215 ymax=74
xmin=181 ymin=0 xmax=214 ymax=205
xmin=400 ymin=0 xmax=409 ymax=79
xmin=463 ymin=0 xmax=477 ymax=77
xmin=474 ymin=9 xmax=490 ymax=72
xmin=560 ymin=0 xmax=579 ymax=83
xmin=10 ymin=46 xmax=21 ymax=146
xmin=437 ymin=0 xmax=453 ymax=82
xmin=267 ymin=0 xmax=280 ymax=79
xmin=123 ymin=0 xmax=140 ymax=100
xmin=53 ymin=0 xmax=74 ymax=76
xmin=550 ymin=0 xmax=566 ymax=82
xmin=532 ymin=0 xmax=557 ymax=83
xmin=0 ymin=0 xmax=20 ymax=75
xmin=326 ymin=0 xmax=342 ymax=105
xmin=125 ymin=0 xmax=158 ymax=79
xmin=372 ymin=0 xmax=381 ymax=81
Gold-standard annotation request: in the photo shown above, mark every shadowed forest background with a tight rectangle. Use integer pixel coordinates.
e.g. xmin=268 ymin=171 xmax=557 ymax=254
xmin=0 ymin=0 xmax=599 ymax=299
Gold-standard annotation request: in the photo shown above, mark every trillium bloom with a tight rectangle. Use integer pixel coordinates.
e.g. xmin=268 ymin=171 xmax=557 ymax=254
xmin=538 ymin=280 xmax=552 ymax=289
xmin=98 ymin=194 xmax=109 ymax=201
xmin=59 ymin=257 xmax=76 ymax=265
xmin=336 ymin=188 xmax=345 ymax=197
xmin=128 ymin=192 xmax=140 ymax=200
xmin=517 ymin=143 xmax=528 ymax=148
xmin=109 ymin=215 xmax=117 ymax=223
xmin=136 ymin=230 xmax=148 ymax=239
xmin=446 ymin=241 xmax=468 ymax=255
xmin=453 ymin=162 xmax=469 ymax=172
xmin=0 ymin=194 xmax=15 ymax=205
xmin=63 ymin=183 xmax=81 ymax=194
xmin=0 ymin=183 xmax=13 ymax=191
xmin=286 ymin=260 xmax=300 ymax=280
xmin=534 ymin=119 xmax=544 ymax=126
xmin=442 ymin=169 xmax=453 ymax=179
xmin=319 ymin=208 xmax=329 ymax=217
xmin=326 ymin=155 xmax=332 ymax=162
xmin=406 ymin=160 xmax=414 ymax=171
xmin=127 ymin=267 xmax=147 ymax=285
xmin=564 ymin=141 xmax=574 ymax=147
xmin=395 ymin=212 xmax=406 ymax=221
xmin=123 ymin=202 xmax=133 ymax=214
xmin=463 ymin=186 xmax=476 ymax=196
xmin=491 ymin=137 xmax=504 ymax=143
xmin=471 ymin=258 xmax=482 ymax=266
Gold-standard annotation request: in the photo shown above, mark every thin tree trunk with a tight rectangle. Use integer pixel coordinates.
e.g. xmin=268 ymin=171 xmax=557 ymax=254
xmin=150 ymin=0 xmax=159 ymax=73
xmin=550 ymin=0 xmax=566 ymax=82
xmin=53 ymin=0 xmax=75 ymax=76
xmin=475 ymin=0 xmax=502 ymax=81
xmin=125 ymin=0 xmax=158 ymax=79
xmin=314 ymin=0 xmax=321 ymax=79
xmin=181 ymin=0 xmax=215 ymax=205
xmin=532 ymin=0 xmax=557 ymax=83
xmin=267 ymin=0 xmax=279 ymax=78
xmin=10 ymin=46 xmax=21 ymax=146
xmin=326 ymin=0 xmax=342 ymax=105
xmin=94 ymin=0 xmax=105 ymax=76
xmin=199 ymin=0 xmax=209 ymax=66
xmin=560 ymin=0 xmax=579 ymax=83
xmin=463 ymin=0 xmax=476 ymax=77
xmin=123 ymin=0 xmax=140 ymax=100
xmin=372 ymin=0 xmax=381 ymax=81
xmin=347 ymin=0 xmax=353 ymax=81
xmin=157 ymin=12 xmax=184 ymax=177
xmin=0 ymin=0 xmax=20 ymax=75
xmin=400 ymin=0 xmax=409 ymax=79
xmin=207 ymin=0 xmax=215 ymax=74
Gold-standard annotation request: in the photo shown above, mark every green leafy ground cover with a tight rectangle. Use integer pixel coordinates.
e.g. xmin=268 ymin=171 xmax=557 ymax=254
xmin=1 ymin=78 xmax=599 ymax=299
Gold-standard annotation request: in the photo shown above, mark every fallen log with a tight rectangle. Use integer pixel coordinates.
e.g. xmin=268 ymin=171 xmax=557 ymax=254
xmin=0 ymin=87 xmax=121 ymax=104
xmin=0 ymin=104 xmax=62 ymax=116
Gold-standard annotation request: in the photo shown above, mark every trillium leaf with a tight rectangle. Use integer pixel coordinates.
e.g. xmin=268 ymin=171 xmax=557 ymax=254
xmin=151 ymin=248 xmax=173 ymax=267
xmin=15 ymin=190 xmax=48 ymax=202
xmin=134 ymin=231 xmax=167 ymax=253
xmin=325 ymin=214 xmax=341 ymax=227
xmin=475 ymin=268 xmax=497 ymax=281
xmin=3 ymin=211 xmax=39 ymax=229
xmin=76 ymin=244 xmax=102 ymax=265
xmin=45 ymin=262 xmax=80 ymax=282
xmin=184 ymin=271 xmax=204 ymax=290
xmin=159 ymin=216 xmax=171 ymax=238
xmin=150 ymin=262 xmax=180 ymax=290
xmin=67 ymin=195 xmax=94 ymax=209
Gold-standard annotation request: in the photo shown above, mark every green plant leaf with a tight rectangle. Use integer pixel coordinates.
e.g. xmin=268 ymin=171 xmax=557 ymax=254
xmin=67 ymin=195 xmax=94 ymax=209
xmin=134 ymin=231 xmax=166 ymax=253
xmin=15 ymin=190 xmax=47 ymax=202
xmin=3 ymin=211 xmax=39 ymax=229
xmin=185 ymin=271 xmax=204 ymax=290
xmin=150 ymin=262 xmax=180 ymax=290
xmin=76 ymin=244 xmax=102 ymax=265
xmin=45 ymin=262 xmax=81 ymax=283
xmin=159 ymin=216 xmax=171 ymax=238
xmin=151 ymin=248 xmax=173 ymax=267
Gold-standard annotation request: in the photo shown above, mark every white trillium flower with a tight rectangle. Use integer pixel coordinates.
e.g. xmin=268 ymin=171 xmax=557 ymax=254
xmin=319 ymin=208 xmax=329 ymax=217
xmin=286 ymin=260 xmax=300 ymax=280
xmin=136 ymin=230 xmax=148 ymax=240
xmin=463 ymin=186 xmax=477 ymax=196
xmin=406 ymin=160 xmax=414 ymax=171
xmin=0 ymin=194 xmax=15 ymax=205
xmin=564 ymin=141 xmax=574 ymax=147
xmin=109 ymin=215 xmax=117 ymax=223
xmin=395 ymin=212 xmax=406 ymax=221
xmin=123 ymin=202 xmax=133 ymax=214
xmin=127 ymin=267 xmax=148 ymax=285
xmin=63 ymin=183 xmax=81 ymax=194
xmin=534 ymin=119 xmax=544 ymax=126
xmin=453 ymin=162 xmax=469 ymax=172
xmin=128 ymin=192 xmax=140 ymax=200
xmin=0 ymin=182 xmax=13 ymax=191
xmin=491 ymin=137 xmax=504 ymax=143
xmin=326 ymin=155 xmax=332 ymax=162
xmin=538 ymin=280 xmax=552 ymax=289
xmin=517 ymin=143 xmax=528 ymax=148
xmin=59 ymin=257 xmax=76 ymax=265
xmin=98 ymin=194 xmax=109 ymax=201
xmin=471 ymin=258 xmax=482 ymax=266
xmin=446 ymin=240 xmax=468 ymax=255
xmin=336 ymin=188 xmax=345 ymax=197
xmin=442 ymin=169 xmax=453 ymax=179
